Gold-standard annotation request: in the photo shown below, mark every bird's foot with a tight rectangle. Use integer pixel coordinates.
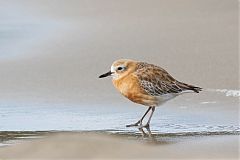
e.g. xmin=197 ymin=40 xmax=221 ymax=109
xmin=138 ymin=128 xmax=148 ymax=137
xmin=137 ymin=123 xmax=154 ymax=138
xmin=126 ymin=120 xmax=141 ymax=127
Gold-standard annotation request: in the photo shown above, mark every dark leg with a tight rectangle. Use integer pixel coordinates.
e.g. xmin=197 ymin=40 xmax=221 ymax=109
xmin=126 ymin=107 xmax=151 ymax=127
xmin=139 ymin=107 xmax=155 ymax=137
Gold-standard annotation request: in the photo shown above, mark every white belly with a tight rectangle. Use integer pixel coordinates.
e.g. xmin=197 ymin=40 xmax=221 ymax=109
xmin=156 ymin=93 xmax=178 ymax=106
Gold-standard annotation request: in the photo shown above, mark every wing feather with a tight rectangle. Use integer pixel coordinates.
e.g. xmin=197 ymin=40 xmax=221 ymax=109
xmin=134 ymin=62 xmax=201 ymax=96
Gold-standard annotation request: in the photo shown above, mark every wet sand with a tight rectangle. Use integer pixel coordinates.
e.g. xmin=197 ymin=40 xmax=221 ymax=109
xmin=0 ymin=132 xmax=239 ymax=159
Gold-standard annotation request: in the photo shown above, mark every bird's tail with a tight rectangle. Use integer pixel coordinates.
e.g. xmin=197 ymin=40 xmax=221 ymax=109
xmin=177 ymin=81 xmax=202 ymax=93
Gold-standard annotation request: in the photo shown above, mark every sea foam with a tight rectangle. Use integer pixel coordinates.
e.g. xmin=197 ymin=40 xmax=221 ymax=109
xmin=214 ymin=89 xmax=240 ymax=97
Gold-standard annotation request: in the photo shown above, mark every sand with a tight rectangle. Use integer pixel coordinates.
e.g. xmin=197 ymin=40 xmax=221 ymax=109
xmin=0 ymin=133 xmax=239 ymax=159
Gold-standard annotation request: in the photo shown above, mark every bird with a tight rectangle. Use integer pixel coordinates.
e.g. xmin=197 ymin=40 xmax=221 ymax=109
xmin=99 ymin=59 xmax=202 ymax=136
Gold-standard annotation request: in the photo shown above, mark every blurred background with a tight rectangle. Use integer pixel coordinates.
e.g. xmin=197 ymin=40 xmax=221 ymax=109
xmin=0 ymin=0 xmax=239 ymax=132
xmin=0 ymin=0 xmax=238 ymax=104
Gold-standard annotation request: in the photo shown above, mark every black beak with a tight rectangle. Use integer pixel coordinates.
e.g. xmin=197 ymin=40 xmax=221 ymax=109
xmin=99 ymin=71 xmax=112 ymax=78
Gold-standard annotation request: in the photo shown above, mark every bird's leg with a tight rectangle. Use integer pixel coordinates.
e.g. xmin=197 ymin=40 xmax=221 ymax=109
xmin=126 ymin=107 xmax=151 ymax=127
xmin=139 ymin=107 xmax=155 ymax=137
xmin=138 ymin=127 xmax=148 ymax=137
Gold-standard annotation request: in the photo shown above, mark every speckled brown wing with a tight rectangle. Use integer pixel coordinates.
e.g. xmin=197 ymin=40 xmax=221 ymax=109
xmin=134 ymin=62 xmax=201 ymax=96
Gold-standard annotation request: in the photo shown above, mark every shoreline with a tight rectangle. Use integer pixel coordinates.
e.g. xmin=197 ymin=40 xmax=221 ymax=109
xmin=1 ymin=130 xmax=239 ymax=142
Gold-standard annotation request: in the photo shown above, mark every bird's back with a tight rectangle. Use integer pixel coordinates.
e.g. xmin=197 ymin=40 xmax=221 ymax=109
xmin=134 ymin=62 xmax=202 ymax=97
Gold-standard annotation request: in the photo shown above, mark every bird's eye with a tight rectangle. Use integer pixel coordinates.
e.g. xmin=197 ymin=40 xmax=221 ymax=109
xmin=117 ymin=67 xmax=124 ymax=71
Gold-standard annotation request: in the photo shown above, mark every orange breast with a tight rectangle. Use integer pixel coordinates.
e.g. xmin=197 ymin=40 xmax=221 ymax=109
xmin=112 ymin=74 xmax=158 ymax=106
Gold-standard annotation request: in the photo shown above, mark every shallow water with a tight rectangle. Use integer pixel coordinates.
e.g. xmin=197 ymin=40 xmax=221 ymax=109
xmin=0 ymin=91 xmax=239 ymax=136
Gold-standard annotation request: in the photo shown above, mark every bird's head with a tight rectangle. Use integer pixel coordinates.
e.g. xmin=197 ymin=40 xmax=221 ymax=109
xmin=99 ymin=59 xmax=137 ymax=80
